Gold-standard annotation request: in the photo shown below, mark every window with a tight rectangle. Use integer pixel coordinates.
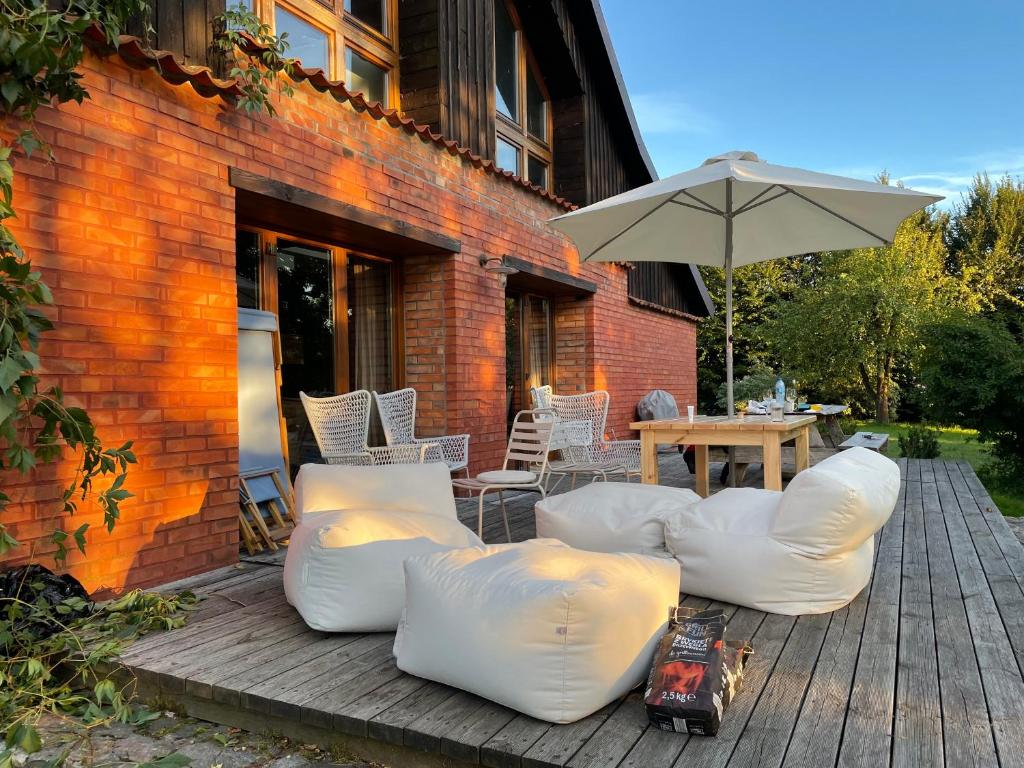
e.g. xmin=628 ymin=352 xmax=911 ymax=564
xmin=274 ymin=5 xmax=329 ymax=72
xmin=250 ymin=0 xmax=398 ymax=105
xmin=345 ymin=47 xmax=387 ymax=105
xmin=493 ymin=0 xmax=552 ymax=189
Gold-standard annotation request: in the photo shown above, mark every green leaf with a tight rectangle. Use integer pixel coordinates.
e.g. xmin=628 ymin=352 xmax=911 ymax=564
xmin=139 ymin=752 xmax=192 ymax=768
xmin=0 ymin=356 xmax=25 ymax=392
xmin=5 ymin=724 xmax=41 ymax=754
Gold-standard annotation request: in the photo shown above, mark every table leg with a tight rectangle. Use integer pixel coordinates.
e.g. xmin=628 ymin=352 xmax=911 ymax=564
xmin=641 ymin=430 xmax=659 ymax=485
xmin=763 ymin=436 xmax=783 ymax=492
xmin=695 ymin=445 xmax=709 ymax=497
xmin=795 ymin=426 xmax=810 ymax=475
xmin=826 ymin=415 xmax=847 ymax=448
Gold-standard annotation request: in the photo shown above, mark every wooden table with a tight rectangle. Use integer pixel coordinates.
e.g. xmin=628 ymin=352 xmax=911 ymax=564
xmin=630 ymin=414 xmax=817 ymax=496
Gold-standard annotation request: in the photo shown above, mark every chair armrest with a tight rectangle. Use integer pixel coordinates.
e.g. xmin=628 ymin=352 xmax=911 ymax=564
xmin=368 ymin=445 xmax=430 ymax=465
xmin=416 ymin=434 xmax=469 ymax=469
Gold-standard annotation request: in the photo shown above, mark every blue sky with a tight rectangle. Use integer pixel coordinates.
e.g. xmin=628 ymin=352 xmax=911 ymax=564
xmin=601 ymin=0 xmax=1024 ymax=207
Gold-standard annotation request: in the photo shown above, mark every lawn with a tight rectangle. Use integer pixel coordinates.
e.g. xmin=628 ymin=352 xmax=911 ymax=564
xmin=845 ymin=420 xmax=1024 ymax=517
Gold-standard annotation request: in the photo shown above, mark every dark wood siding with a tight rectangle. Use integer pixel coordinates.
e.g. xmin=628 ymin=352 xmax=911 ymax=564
xmin=128 ymin=0 xmax=226 ymax=67
xmin=628 ymin=263 xmax=706 ymax=317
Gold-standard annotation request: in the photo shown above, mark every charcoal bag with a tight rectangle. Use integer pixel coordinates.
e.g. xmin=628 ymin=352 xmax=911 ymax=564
xmin=643 ymin=608 xmax=751 ymax=736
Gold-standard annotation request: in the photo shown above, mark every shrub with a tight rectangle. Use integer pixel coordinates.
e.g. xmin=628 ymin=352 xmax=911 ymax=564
xmin=898 ymin=426 xmax=941 ymax=459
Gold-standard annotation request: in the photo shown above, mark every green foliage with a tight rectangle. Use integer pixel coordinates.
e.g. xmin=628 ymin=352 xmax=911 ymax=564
xmin=212 ymin=3 xmax=294 ymax=116
xmin=945 ymin=174 xmax=1024 ymax=328
xmin=918 ymin=314 xmax=1024 ymax=479
xmin=0 ymin=586 xmax=197 ymax=768
xmin=697 ymin=257 xmax=809 ymax=411
xmin=769 ymin=207 xmax=959 ymax=422
xmin=714 ymin=362 xmax=787 ymax=411
xmin=0 ymin=1 xmax=152 ymax=560
xmin=898 ymin=426 xmax=942 ymax=459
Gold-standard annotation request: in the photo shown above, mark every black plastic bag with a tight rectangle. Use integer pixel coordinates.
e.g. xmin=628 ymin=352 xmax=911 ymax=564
xmin=0 ymin=564 xmax=93 ymax=645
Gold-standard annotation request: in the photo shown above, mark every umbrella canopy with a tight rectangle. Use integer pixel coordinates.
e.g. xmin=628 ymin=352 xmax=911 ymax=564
xmin=548 ymin=151 xmax=942 ymax=415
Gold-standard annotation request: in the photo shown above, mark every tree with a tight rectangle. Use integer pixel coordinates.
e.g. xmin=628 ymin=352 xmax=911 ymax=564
xmin=696 ymin=256 xmax=809 ymax=411
xmin=945 ymin=174 xmax=1024 ymax=332
xmin=919 ymin=314 xmax=1024 ymax=477
xmin=769 ymin=208 xmax=959 ymax=421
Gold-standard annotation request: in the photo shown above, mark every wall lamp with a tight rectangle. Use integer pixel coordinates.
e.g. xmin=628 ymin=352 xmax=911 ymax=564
xmin=479 ymin=255 xmax=519 ymax=287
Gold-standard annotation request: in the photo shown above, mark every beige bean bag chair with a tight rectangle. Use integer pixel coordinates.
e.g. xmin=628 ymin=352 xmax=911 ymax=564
xmin=393 ymin=539 xmax=680 ymax=723
xmin=284 ymin=463 xmax=482 ymax=632
xmin=534 ymin=482 xmax=700 ymax=556
xmin=665 ymin=447 xmax=899 ymax=614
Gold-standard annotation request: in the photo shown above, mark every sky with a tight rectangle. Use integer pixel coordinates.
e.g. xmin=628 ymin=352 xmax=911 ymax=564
xmin=600 ymin=0 xmax=1024 ymax=208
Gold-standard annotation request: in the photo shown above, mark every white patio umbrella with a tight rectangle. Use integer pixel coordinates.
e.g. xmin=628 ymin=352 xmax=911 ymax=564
xmin=548 ymin=151 xmax=941 ymax=416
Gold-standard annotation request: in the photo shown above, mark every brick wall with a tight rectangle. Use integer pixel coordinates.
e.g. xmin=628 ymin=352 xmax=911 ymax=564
xmin=0 ymin=49 xmax=698 ymax=592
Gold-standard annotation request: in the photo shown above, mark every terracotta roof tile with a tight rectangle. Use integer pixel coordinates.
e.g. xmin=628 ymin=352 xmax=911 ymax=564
xmin=84 ymin=24 xmax=576 ymax=211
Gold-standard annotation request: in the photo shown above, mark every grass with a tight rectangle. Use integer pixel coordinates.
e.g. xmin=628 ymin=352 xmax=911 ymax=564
xmin=844 ymin=420 xmax=1024 ymax=517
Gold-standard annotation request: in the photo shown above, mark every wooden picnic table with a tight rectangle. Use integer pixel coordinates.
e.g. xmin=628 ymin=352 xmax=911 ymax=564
xmin=795 ymin=403 xmax=849 ymax=446
xmin=630 ymin=414 xmax=817 ymax=496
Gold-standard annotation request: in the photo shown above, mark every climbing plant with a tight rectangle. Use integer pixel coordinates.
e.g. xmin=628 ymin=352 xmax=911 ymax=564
xmin=211 ymin=2 xmax=294 ymax=116
xmin=0 ymin=1 xmax=152 ymax=562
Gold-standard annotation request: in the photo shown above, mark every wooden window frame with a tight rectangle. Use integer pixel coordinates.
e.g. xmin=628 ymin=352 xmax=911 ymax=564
xmin=494 ymin=0 xmax=553 ymax=190
xmin=251 ymin=0 xmax=398 ymax=106
xmin=239 ymin=225 xmax=405 ymax=393
xmin=508 ymin=291 xmax=556 ymax=421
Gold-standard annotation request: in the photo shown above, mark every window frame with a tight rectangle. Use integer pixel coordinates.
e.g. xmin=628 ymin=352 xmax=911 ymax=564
xmin=493 ymin=0 xmax=553 ymax=190
xmin=238 ymin=225 xmax=405 ymax=394
xmin=250 ymin=0 xmax=399 ymax=106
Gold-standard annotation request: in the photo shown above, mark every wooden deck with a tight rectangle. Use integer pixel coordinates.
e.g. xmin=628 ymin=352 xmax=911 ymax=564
xmin=118 ymin=456 xmax=1024 ymax=768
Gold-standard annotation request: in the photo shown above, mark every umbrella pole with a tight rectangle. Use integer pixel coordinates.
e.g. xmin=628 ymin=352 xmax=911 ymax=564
xmin=725 ymin=179 xmax=736 ymax=487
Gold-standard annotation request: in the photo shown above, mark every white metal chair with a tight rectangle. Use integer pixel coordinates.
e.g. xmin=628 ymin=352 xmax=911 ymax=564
xmin=451 ymin=409 xmax=556 ymax=542
xmin=373 ymin=388 xmax=471 ymax=477
xmin=547 ymin=391 xmax=641 ymax=488
xmin=300 ymin=390 xmax=429 ymax=466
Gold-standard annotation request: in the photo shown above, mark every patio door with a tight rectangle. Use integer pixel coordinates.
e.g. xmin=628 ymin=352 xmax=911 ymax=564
xmin=506 ymin=292 xmax=554 ymax=425
xmin=235 ymin=228 xmax=400 ymax=468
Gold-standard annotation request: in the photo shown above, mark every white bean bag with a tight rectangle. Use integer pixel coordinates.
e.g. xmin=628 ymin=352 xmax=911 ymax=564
xmin=393 ymin=539 xmax=680 ymax=723
xmin=284 ymin=463 xmax=481 ymax=632
xmin=665 ymin=447 xmax=899 ymax=615
xmin=293 ymin=462 xmax=458 ymax=523
xmin=535 ymin=482 xmax=700 ymax=557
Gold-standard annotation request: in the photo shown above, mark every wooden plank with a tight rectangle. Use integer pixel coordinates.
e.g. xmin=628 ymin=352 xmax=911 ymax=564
xmin=946 ymin=461 xmax=1024 ymax=673
xmin=781 ymin=601 xmax=867 ymax=767
xmin=481 ymin=715 xmax=553 ymax=768
xmin=834 ymin=462 xmax=906 ymax=768
xmin=927 ymin=460 xmax=999 ymax=768
xmin=440 ymin=699 xmax=520 ymax=764
xmin=724 ymin=611 xmax=832 ymax=768
xmin=933 ymin=460 xmax=1024 ymax=765
xmin=564 ymin=696 xmax=649 ymax=768
xmin=121 ymin=582 xmax=289 ymax=662
xmin=241 ymin=634 xmax=393 ymax=716
xmin=294 ymin=648 xmax=407 ymax=729
xmin=212 ymin=631 xmax=370 ymax=708
xmin=335 ymin=673 xmax=436 ymax=739
xmin=892 ymin=465 xmax=943 ymax=767
xmin=521 ymin=701 xmax=619 ymax=768
xmin=368 ymin=681 xmax=460 ymax=746
xmin=956 ymin=460 xmax=1024 ymax=590
xmin=671 ymin=610 xmax=791 ymax=768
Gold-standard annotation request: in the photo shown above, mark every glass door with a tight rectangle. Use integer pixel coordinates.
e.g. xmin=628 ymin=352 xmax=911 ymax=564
xmin=234 ymin=229 xmax=400 ymax=470
xmin=275 ymin=239 xmax=337 ymax=466
xmin=505 ymin=292 xmax=554 ymax=427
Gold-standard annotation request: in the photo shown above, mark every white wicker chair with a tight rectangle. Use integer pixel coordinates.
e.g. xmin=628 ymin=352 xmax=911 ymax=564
xmin=452 ymin=409 xmax=555 ymax=542
xmin=373 ymin=388 xmax=470 ymax=477
xmin=547 ymin=391 xmax=641 ymax=488
xmin=300 ymin=391 xmax=429 ymax=466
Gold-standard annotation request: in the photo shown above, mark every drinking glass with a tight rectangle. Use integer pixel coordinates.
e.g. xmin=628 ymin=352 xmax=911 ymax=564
xmin=770 ymin=401 xmax=785 ymax=422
